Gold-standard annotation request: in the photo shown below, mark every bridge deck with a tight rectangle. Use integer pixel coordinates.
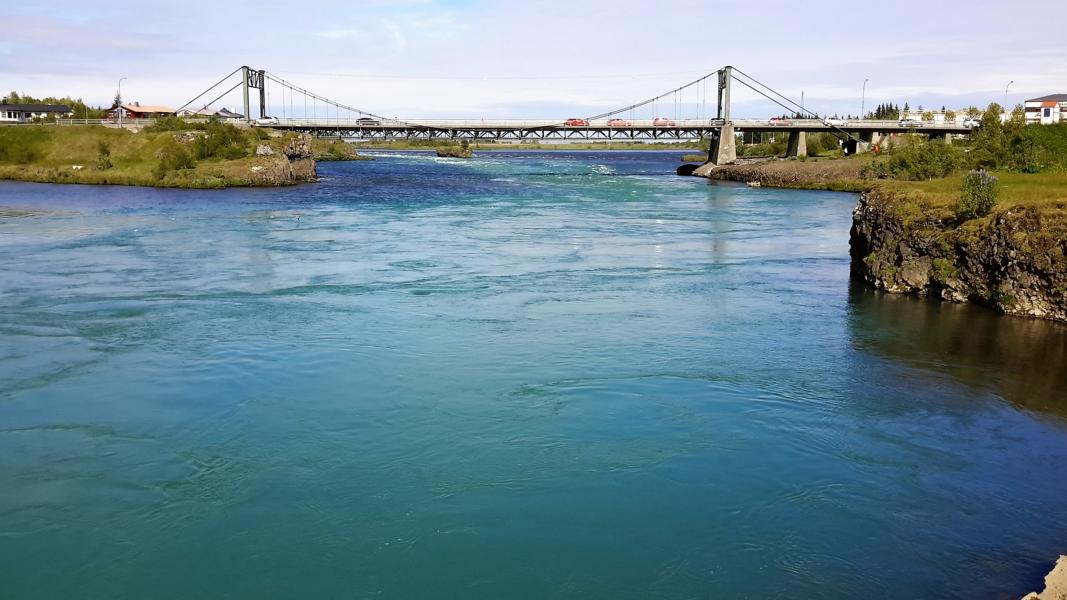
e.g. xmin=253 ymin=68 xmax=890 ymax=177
xmin=266 ymin=118 xmax=974 ymax=140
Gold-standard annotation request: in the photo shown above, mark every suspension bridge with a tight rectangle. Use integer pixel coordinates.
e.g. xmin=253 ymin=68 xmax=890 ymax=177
xmin=176 ymin=66 xmax=973 ymax=165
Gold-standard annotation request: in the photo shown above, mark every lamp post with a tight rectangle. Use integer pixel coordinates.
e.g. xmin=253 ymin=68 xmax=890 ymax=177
xmin=117 ymin=77 xmax=127 ymax=128
xmin=1004 ymin=80 xmax=1014 ymax=117
xmin=861 ymin=78 xmax=869 ymax=120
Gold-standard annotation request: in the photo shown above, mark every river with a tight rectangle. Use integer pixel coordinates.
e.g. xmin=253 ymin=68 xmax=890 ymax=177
xmin=1 ymin=150 xmax=1065 ymax=599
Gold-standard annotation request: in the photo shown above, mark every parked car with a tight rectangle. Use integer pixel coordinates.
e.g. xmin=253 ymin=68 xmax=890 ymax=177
xmin=356 ymin=117 xmax=381 ymax=126
xmin=653 ymin=117 xmax=675 ymax=126
xmin=963 ymin=117 xmax=981 ymax=128
xmin=899 ymin=117 xmax=923 ymax=128
xmin=823 ymin=117 xmax=848 ymax=126
xmin=565 ymin=118 xmax=589 ymax=127
xmin=255 ymin=116 xmax=279 ymax=126
xmin=769 ymin=117 xmax=792 ymax=126
xmin=606 ymin=118 xmax=630 ymax=127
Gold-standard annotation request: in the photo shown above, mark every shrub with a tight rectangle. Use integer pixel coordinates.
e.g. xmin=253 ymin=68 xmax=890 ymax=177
xmin=863 ymin=138 xmax=962 ymax=180
xmin=95 ymin=140 xmax=112 ymax=170
xmin=154 ymin=138 xmax=196 ymax=179
xmin=956 ymin=169 xmax=999 ymax=220
xmin=145 ymin=116 xmax=198 ymax=132
xmin=192 ymin=120 xmax=249 ymax=160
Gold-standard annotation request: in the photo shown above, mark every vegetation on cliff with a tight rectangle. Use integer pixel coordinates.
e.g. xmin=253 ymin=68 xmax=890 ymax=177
xmin=436 ymin=140 xmax=473 ymax=158
xmin=311 ymin=138 xmax=373 ymax=161
xmin=0 ymin=122 xmax=316 ymax=188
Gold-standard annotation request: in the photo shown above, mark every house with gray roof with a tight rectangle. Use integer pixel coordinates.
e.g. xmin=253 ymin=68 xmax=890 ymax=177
xmin=0 ymin=104 xmax=73 ymax=123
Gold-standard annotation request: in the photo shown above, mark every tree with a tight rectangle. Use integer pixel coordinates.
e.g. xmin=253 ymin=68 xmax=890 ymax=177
xmin=922 ymin=111 xmax=934 ymax=121
xmin=113 ymin=92 xmax=122 ymax=108
xmin=1010 ymin=104 xmax=1025 ymax=125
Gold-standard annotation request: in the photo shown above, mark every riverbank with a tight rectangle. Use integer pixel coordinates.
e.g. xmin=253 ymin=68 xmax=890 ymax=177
xmin=0 ymin=124 xmax=317 ymax=188
xmin=691 ymin=154 xmax=1067 ymax=323
xmin=851 ymin=172 xmax=1067 ymax=323
xmin=693 ymin=155 xmax=870 ymax=192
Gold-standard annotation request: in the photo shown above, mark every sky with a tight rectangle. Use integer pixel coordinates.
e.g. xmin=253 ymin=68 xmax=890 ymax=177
xmin=3 ymin=0 xmax=1065 ymax=119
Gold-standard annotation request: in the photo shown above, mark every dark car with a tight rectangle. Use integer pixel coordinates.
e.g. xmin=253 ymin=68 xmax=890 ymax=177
xmin=565 ymin=118 xmax=590 ymax=127
xmin=356 ymin=117 xmax=381 ymax=126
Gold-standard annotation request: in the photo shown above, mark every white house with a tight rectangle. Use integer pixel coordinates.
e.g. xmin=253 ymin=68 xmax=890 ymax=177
xmin=0 ymin=104 xmax=73 ymax=123
xmin=1025 ymin=94 xmax=1067 ymax=125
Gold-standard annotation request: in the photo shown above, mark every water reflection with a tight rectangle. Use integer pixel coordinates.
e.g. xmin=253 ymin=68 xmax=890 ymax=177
xmin=848 ymin=283 xmax=1067 ymax=417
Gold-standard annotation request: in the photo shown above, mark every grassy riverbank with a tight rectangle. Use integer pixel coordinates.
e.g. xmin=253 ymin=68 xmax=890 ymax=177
xmin=0 ymin=123 xmax=316 ymax=188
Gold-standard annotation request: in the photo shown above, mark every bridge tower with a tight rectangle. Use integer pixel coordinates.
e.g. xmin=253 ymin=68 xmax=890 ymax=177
xmin=240 ymin=66 xmax=267 ymax=122
xmin=706 ymin=65 xmax=736 ymax=166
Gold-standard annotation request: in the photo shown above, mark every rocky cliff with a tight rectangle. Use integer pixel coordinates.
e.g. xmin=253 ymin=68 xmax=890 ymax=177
xmin=247 ymin=135 xmax=317 ymax=185
xmin=850 ymin=189 xmax=1067 ymax=323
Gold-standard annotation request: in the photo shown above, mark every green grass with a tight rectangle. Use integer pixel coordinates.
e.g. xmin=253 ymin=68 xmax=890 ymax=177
xmin=0 ymin=125 xmax=307 ymax=188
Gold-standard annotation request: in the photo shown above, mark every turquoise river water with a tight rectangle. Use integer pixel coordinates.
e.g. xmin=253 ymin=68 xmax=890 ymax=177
xmin=1 ymin=151 xmax=1066 ymax=599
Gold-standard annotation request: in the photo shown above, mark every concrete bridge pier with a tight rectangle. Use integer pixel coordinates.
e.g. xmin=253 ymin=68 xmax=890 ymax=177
xmin=860 ymin=131 xmax=884 ymax=146
xmin=786 ymin=131 xmax=807 ymax=158
xmin=929 ymin=132 xmax=952 ymax=144
xmin=707 ymin=123 xmax=736 ymax=165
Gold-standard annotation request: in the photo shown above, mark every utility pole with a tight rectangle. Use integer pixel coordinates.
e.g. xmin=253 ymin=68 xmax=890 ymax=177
xmin=1004 ymin=80 xmax=1014 ymax=118
xmin=117 ymin=77 xmax=127 ymax=128
xmin=861 ymin=78 xmax=869 ymax=119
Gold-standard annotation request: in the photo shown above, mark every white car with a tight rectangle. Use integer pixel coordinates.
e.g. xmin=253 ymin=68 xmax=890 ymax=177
xmin=255 ymin=116 xmax=279 ymax=126
xmin=899 ymin=118 xmax=923 ymax=128
xmin=963 ymin=117 xmax=981 ymax=128
xmin=823 ymin=117 xmax=848 ymax=127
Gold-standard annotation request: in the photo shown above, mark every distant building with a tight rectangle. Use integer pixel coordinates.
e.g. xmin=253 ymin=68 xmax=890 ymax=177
xmin=1024 ymin=94 xmax=1067 ymax=125
xmin=175 ymin=106 xmax=245 ymax=121
xmin=106 ymin=102 xmax=175 ymax=119
xmin=0 ymin=103 xmax=73 ymax=123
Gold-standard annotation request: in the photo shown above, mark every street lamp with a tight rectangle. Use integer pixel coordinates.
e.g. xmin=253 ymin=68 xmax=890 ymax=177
xmin=861 ymin=78 xmax=869 ymax=119
xmin=1004 ymin=80 xmax=1014 ymax=115
xmin=117 ymin=77 xmax=127 ymax=128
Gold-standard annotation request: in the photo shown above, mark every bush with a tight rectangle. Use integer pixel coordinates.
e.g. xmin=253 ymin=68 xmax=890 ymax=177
xmin=145 ymin=116 xmax=199 ymax=132
xmin=192 ymin=120 xmax=249 ymax=160
xmin=154 ymin=138 xmax=196 ymax=179
xmin=95 ymin=140 xmax=112 ymax=170
xmin=863 ymin=138 xmax=962 ymax=180
xmin=956 ymin=169 xmax=999 ymax=220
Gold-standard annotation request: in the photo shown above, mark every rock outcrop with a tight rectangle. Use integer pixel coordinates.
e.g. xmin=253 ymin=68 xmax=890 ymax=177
xmin=436 ymin=146 xmax=473 ymax=158
xmin=1022 ymin=556 xmax=1067 ymax=600
xmin=850 ymin=189 xmax=1067 ymax=323
xmin=247 ymin=135 xmax=317 ymax=185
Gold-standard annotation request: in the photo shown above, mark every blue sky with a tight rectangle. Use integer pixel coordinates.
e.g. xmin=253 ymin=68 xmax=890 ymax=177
xmin=3 ymin=0 xmax=1065 ymax=118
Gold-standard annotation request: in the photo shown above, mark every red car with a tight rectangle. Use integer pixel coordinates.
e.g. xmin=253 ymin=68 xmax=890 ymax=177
xmin=565 ymin=118 xmax=589 ymax=127
xmin=607 ymin=118 xmax=630 ymax=127
xmin=653 ymin=117 xmax=675 ymax=126
xmin=769 ymin=117 xmax=792 ymax=126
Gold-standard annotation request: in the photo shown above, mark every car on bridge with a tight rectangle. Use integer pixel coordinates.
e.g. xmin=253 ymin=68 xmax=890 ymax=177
xmin=607 ymin=118 xmax=630 ymax=127
xmin=898 ymin=117 xmax=923 ymax=128
xmin=255 ymin=116 xmax=279 ymax=126
xmin=769 ymin=117 xmax=792 ymax=126
xmin=565 ymin=118 xmax=589 ymax=127
xmin=823 ymin=117 xmax=848 ymax=126
xmin=356 ymin=117 xmax=381 ymax=126
xmin=653 ymin=117 xmax=676 ymax=126
xmin=963 ymin=117 xmax=981 ymax=128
